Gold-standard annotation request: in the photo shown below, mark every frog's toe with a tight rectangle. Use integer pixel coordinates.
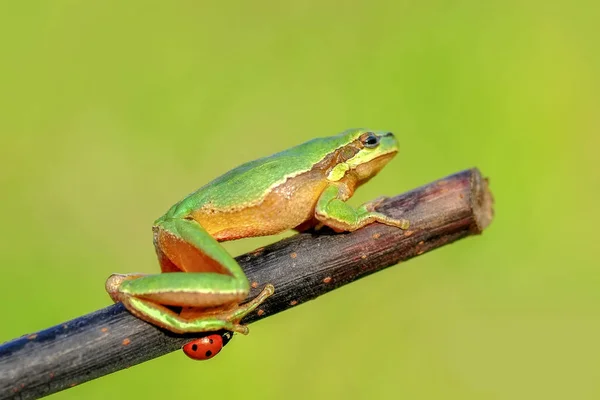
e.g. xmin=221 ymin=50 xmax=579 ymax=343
xmin=230 ymin=324 xmax=249 ymax=335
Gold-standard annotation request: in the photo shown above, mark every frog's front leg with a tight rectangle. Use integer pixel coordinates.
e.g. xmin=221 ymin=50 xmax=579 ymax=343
xmin=107 ymin=218 xmax=274 ymax=334
xmin=315 ymin=185 xmax=410 ymax=232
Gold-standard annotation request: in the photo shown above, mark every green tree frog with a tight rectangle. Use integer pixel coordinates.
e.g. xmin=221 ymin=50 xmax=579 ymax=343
xmin=106 ymin=128 xmax=409 ymax=336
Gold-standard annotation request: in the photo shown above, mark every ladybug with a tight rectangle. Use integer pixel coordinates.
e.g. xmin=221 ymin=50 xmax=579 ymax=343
xmin=182 ymin=331 xmax=233 ymax=360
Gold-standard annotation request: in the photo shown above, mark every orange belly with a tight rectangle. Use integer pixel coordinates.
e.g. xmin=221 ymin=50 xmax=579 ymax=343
xmin=191 ymin=171 xmax=328 ymax=241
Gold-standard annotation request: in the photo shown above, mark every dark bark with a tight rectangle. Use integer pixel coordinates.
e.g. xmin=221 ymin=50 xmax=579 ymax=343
xmin=0 ymin=168 xmax=493 ymax=400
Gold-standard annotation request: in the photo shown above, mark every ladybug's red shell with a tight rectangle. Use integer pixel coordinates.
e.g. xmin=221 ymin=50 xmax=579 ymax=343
xmin=182 ymin=331 xmax=232 ymax=360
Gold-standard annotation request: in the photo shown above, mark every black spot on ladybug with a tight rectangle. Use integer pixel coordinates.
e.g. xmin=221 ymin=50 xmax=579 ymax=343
xmin=191 ymin=344 xmax=198 ymax=351
xmin=205 ymin=350 xmax=212 ymax=358
xmin=209 ymin=338 xmax=214 ymax=344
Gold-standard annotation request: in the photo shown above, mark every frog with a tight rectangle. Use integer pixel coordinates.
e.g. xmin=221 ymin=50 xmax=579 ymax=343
xmin=105 ymin=128 xmax=409 ymax=336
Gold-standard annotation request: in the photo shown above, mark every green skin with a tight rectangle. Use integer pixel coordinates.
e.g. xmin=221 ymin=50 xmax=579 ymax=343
xmin=106 ymin=128 xmax=409 ymax=336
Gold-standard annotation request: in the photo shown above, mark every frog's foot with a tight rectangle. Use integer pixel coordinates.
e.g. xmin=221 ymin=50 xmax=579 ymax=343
xmin=363 ymin=197 xmax=410 ymax=230
xmin=223 ymin=283 xmax=275 ymax=322
xmin=180 ymin=284 xmax=275 ymax=335
xmin=380 ymin=215 xmax=410 ymax=230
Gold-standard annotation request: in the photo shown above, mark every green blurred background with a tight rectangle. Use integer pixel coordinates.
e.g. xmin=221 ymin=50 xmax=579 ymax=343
xmin=1 ymin=1 xmax=598 ymax=399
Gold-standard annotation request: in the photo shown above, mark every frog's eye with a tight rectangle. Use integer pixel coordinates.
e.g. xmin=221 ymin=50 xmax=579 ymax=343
xmin=361 ymin=132 xmax=380 ymax=148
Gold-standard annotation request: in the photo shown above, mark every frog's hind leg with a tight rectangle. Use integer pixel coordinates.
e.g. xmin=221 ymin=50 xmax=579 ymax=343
xmin=123 ymin=218 xmax=275 ymax=334
xmin=153 ymin=229 xmax=180 ymax=273
xmin=180 ymin=283 xmax=275 ymax=322
xmin=153 ymin=223 xmax=231 ymax=275
xmin=122 ymin=283 xmax=274 ymax=334
xmin=122 ymin=296 xmax=249 ymax=334
xmin=105 ymin=273 xmax=148 ymax=303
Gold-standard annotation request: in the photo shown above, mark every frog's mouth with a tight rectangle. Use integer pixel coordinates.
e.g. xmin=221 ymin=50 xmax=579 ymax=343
xmin=354 ymin=150 xmax=398 ymax=182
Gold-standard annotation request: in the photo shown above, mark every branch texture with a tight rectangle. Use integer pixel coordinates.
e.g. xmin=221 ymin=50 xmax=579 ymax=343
xmin=0 ymin=168 xmax=493 ymax=400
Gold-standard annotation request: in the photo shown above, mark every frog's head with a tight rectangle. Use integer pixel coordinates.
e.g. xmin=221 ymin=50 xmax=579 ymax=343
xmin=328 ymin=128 xmax=399 ymax=183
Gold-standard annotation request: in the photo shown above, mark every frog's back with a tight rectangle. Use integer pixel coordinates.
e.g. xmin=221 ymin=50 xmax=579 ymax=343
xmin=163 ymin=134 xmax=351 ymax=219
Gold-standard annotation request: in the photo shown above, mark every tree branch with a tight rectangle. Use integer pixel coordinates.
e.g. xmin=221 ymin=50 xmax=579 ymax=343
xmin=0 ymin=168 xmax=493 ymax=400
